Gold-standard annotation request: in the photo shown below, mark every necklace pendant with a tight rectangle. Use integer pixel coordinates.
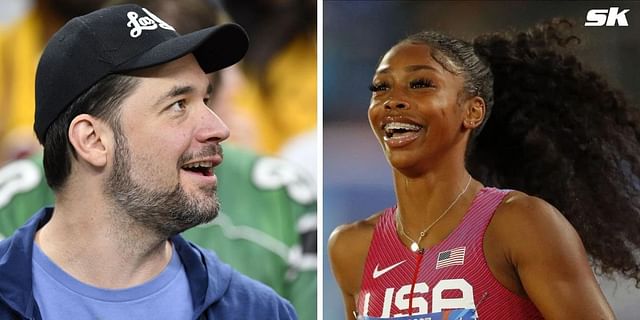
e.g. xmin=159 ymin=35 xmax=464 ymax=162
xmin=410 ymin=242 xmax=420 ymax=252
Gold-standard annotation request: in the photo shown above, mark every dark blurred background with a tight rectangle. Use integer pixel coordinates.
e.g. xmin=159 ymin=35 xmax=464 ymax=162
xmin=323 ymin=1 xmax=640 ymax=319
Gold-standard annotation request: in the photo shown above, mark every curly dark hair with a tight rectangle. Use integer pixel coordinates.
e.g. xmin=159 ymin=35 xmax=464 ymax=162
xmin=404 ymin=20 xmax=640 ymax=286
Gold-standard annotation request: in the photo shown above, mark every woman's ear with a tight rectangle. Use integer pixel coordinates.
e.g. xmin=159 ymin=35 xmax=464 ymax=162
xmin=462 ymin=96 xmax=486 ymax=129
xmin=68 ymin=115 xmax=111 ymax=167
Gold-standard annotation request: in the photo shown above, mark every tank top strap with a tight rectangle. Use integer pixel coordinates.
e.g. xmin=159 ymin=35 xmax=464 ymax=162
xmin=368 ymin=207 xmax=408 ymax=258
xmin=457 ymin=187 xmax=511 ymax=245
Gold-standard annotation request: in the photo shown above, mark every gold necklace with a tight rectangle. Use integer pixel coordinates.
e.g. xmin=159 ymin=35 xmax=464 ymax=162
xmin=396 ymin=175 xmax=472 ymax=253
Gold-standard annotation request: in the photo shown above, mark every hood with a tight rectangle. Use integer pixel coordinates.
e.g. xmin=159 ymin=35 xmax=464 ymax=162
xmin=0 ymin=207 xmax=52 ymax=319
xmin=170 ymin=232 xmax=233 ymax=316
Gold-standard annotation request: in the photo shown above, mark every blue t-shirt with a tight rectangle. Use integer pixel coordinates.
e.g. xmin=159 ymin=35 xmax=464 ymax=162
xmin=32 ymin=243 xmax=193 ymax=319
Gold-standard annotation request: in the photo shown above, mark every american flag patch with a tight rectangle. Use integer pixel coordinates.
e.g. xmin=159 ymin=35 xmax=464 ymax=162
xmin=435 ymin=246 xmax=466 ymax=269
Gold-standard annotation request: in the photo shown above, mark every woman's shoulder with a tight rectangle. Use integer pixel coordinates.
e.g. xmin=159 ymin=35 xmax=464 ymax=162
xmin=328 ymin=210 xmax=387 ymax=295
xmin=494 ymin=190 xmax=563 ymax=224
xmin=490 ymin=190 xmax=579 ymax=253
xmin=329 ymin=210 xmax=385 ymax=254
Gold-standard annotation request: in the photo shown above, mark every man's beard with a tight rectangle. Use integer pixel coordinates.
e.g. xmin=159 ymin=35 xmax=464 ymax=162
xmin=105 ymin=134 xmax=221 ymax=238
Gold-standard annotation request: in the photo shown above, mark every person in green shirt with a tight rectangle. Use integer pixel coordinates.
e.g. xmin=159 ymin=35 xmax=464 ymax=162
xmin=0 ymin=0 xmax=317 ymax=319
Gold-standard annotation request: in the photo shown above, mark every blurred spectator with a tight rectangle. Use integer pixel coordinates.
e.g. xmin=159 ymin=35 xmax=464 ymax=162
xmin=224 ymin=0 xmax=317 ymax=156
xmin=0 ymin=0 xmax=107 ymax=164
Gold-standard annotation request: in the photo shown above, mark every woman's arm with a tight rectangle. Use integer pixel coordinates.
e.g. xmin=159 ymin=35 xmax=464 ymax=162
xmin=328 ymin=217 xmax=377 ymax=319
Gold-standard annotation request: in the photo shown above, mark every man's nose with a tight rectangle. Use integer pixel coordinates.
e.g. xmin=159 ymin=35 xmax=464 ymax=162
xmin=195 ymin=103 xmax=230 ymax=143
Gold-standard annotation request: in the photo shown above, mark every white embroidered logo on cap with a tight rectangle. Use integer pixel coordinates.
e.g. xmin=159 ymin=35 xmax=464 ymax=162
xmin=126 ymin=8 xmax=175 ymax=38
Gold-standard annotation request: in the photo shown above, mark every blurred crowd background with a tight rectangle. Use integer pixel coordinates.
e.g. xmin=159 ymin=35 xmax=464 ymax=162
xmin=324 ymin=1 xmax=640 ymax=319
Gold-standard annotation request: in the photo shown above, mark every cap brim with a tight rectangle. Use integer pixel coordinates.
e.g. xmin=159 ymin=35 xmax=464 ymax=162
xmin=116 ymin=23 xmax=248 ymax=73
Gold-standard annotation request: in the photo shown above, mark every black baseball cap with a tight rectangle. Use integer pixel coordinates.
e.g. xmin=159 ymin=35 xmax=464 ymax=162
xmin=34 ymin=4 xmax=249 ymax=143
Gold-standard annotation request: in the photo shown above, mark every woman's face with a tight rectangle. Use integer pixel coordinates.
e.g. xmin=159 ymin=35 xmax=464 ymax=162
xmin=368 ymin=42 xmax=469 ymax=175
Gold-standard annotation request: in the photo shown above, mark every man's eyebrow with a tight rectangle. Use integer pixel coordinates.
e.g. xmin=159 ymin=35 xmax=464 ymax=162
xmin=155 ymin=85 xmax=194 ymax=106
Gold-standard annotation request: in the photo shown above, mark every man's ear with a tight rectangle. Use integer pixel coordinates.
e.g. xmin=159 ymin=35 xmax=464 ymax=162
xmin=68 ymin=115 xmax=112 ymax=167
xmin=462 ymin=96 xmax=486 ymax=130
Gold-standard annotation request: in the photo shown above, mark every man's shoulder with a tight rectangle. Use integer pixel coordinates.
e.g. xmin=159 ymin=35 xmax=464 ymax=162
xmin=228 ymin=266 xmax=294 ymax=302
xmin=0 ymin=299 xmax=23 ymax=320
xmin=180 ymin=240 xmax=298 ymax=319
xmin=216 ymin=268 xmax=299 ymax=319
xmin=0 ymin=208 xmax=50 ymax=319
xmin=0 ymin=207 xmax=49 ymax=253
xmin=185 ymin=240 xmax=284 ymax=299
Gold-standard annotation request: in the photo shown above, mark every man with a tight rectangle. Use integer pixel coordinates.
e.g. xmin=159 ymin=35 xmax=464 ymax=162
xmin=0 ymin=4 xmax=297 ymax=319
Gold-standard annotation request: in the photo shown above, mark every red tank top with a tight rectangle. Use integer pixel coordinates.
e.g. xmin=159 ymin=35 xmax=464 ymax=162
xmin=357 ymin=187 xmax=543 ymax=319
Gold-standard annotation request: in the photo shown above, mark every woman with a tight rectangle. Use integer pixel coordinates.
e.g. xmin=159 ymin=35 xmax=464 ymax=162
xmin=328 ymin=20 xmax=638 ymax=319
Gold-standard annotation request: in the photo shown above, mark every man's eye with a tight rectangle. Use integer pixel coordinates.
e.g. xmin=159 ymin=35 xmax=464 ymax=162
xmin=169 ymin=100 xmax=187 ymax=112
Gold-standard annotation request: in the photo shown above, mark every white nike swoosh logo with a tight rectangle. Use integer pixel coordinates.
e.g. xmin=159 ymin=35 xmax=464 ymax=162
xmin=373 ymin=260 xmax=406 ymax=279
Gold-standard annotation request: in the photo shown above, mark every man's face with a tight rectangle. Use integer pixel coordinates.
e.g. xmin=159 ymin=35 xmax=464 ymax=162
xmin=105 ymin=54 xmax=229 ymax=237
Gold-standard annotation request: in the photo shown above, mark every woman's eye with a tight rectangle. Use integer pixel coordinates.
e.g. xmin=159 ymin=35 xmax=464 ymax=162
xmin=410 ymin=79 xmax=435 ymax=89
xmin=369 ymin=82 xmax=389 ymax=92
